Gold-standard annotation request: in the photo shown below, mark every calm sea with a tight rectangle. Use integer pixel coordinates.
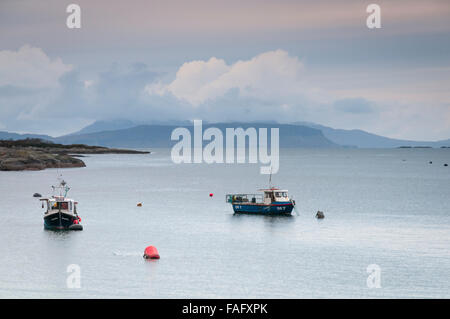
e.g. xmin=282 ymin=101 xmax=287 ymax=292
xmin=0 ymin=148 xmax=449 ymax=298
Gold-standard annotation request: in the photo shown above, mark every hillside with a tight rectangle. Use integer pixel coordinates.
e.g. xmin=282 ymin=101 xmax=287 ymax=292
xmin=54 ymin=123 xmax=338 ymax=148
xmin=295 ymin=122 xmax=450 ymax=148
xmin=3 ymin=120 xmax=449 ymax=148
xmin=0 ymin=131 xmax=54 ymax=141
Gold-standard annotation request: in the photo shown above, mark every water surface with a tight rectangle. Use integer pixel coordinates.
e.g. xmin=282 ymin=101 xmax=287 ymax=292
xmin=0 ymin=148 xmax=449 ymax=298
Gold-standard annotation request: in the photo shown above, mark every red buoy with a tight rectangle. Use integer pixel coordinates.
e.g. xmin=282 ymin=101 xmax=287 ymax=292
xmin=209 ymin=193 xmax=213 ymax=197
xmin=143 ymin=246 xmax=160 ymax=259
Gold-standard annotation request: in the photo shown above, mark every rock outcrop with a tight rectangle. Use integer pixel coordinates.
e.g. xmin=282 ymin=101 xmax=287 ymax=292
xmin=316 ymin=211 xmax=325 ymax=219
xmin=0 ymin=148 xmax=86 ymax=171
xmin=0 ymin=138 xmax=149 ymax=171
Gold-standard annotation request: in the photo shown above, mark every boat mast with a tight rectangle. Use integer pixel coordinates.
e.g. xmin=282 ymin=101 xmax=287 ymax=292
xmin=269 ymin=166 xmax=272 ymax=188
xmin=51 ymin=175 xmax=70 ymax=198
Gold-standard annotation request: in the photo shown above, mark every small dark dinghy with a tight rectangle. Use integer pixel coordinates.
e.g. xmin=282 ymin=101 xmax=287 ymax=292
xmin=68 ymin=224 xmax=83 ymax=231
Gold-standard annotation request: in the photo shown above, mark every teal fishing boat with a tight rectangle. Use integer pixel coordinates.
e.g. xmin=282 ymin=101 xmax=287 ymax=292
xmin=226 ymin=188 xmax=296 ymax=215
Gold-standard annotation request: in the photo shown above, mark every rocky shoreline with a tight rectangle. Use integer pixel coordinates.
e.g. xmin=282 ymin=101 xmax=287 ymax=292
xmin=0 ymin=139 xmax=149 ymax=171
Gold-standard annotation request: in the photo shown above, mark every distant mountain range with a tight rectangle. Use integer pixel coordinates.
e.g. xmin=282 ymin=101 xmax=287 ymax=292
xmin=294 ymin=122 xmax=450 ymax=148
xmin=64 ymin=119 xmax=194 ymax=136
xmin=0 ymin=131 xmax=53 ymax=141
xmin=55 ymin=123 xmax=337 ymax=148
xmin=1 ymin=120 xmax=449 ymax=148
xmin=65 ymin=119 xmax=138 ymax=136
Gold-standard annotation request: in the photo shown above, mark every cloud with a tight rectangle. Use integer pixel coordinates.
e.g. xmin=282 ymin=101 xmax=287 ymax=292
xmin=143 ymin=50 xmax=450 ymax=140
xmin=0 ymin=45 xmax=72 ymax=89
xmin=334 ymin=98 xmax=374 ymax=114
xmin=0 ymin=61 xmax=172 ymax=135
xmin=0 ymin=46 xmax=449 ymax=140
xmin=147 ymin=50 xmax=307 ymax=106
xmin=0 ymin=48 xmax=157 ymax=135
xmin=144 ymin=50 xmax=341 ymax=124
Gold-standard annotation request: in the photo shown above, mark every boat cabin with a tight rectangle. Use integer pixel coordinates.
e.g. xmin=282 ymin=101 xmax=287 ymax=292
xmin=260 ymin=188 xmax=290 ymax=204
xmin=226 ymin=188 xmax=290 ymax=204
xmin=41 ymin=196 xmax=78 ymax=214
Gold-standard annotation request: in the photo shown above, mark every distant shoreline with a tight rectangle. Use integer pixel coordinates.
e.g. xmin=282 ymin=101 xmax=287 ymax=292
xmin=0 ymin=138 xmax=150 ymax=171
xmin=397 ymin=146 xmax=449 ymax=149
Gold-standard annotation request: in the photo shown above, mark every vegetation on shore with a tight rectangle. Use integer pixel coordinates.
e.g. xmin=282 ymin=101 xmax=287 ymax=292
xmin=0 ymin=138 xmax=149 ymax=171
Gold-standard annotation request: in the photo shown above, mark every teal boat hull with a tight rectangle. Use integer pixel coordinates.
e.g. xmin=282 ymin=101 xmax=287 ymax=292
xmin=232 ymin=201 xmax=294 ymax=215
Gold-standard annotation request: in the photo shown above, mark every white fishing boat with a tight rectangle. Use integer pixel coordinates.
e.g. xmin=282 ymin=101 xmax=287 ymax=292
xmin=39 ymin=178 xmax=83 ymax=230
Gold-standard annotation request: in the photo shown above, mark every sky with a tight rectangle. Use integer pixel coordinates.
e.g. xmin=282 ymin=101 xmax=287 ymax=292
xmin=0 ymin=0 xmax=450 ymax=140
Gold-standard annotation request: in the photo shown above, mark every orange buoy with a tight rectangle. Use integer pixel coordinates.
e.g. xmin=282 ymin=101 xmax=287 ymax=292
xmin=143 ymin=246 xmax=160 ymax=259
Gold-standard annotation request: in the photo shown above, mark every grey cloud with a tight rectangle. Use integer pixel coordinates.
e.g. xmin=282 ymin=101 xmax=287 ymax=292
xmin=0 ymin=85 xmax=37 ymax=97
xmin=333 ymin=98 xmax=375 ymax=114
xmin=1 ymin=50 xmax=448 ymax=140
xmin=0 ymin=63 xmax=158 ymax=135
xmin=0 ymin=59 xmax=381 ymax=136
